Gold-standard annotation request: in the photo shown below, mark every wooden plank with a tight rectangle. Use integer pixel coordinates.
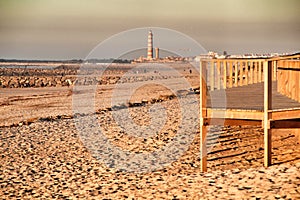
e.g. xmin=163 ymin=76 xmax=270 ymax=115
xmin=269 ymin=54 xmax=300 ymax=61
xmin=283 ymin=61 xmax=288 ymax=97
xmin=271 ymin=108 xmax=300 ymax=120
xmin=249 ymin=61 xmax=254 ymax=84
xmin=273 ymin=60 xmax=277 ymax=81
xmin=258 ymin=61 xmax=262 ymax=82
xmin=234 ymin=61 xmax=238 ymax=87
xmin=223 ymin=61 xmax=227 ymax=89
xmin=254 ymin=62 xmax=258 ymax=83
xmin=201 ymin=55 xmax=300 ymax=62
xmin=277 ymin=60 xmax=283 ymax=68
xmin=245 ymin=61 xmax=249 ymax=85
xmin=207 ymin=108 xmax=263 ymax=120
xmin=291 ymin=63 xmax=296 ymax=101
xmin=238 ymin=61 xmax=243 ymax=86
xmin=296 ymin=62 xmax=300 ymax=102
xmin=277 ymin=63 xmax=282 ymax=94
xmin=284 ymin=65 xmax=288 ymax=97
xmin=210 ymin=61 xmax=214 ymax=91
xmin=286 ymin=61 xmax=290 ymax=98
xmin=263 ymin=60 xmax=272 ymax=167
xmin=201 ymin=58 xmax=267 ymax=62
xmin=280 ymin=66 xmax=284 ymax=96
xmin=288 ymin=61 xmax=293 ymax=98
xmin=271 ymin=119 xmax=300 ymax=129
xmin=277 ymin=60 xmax=300 ymax=70
xmin=200 ymin=61 xmax=207 ymax=172
xmin=240 ymin=61 xmax=244 ymax=86
xmin=201 ymin=55 xmax=300 ymax=64
xmin=278 ymin=61 xmax=285 ymax=96
xmin=277 ymin=60 xmax=300 ymax=101
xmin=206 ymin=118 xmax=261 ymax=126
xmin=229 ymin=61 xmax=233 ymax=88
xmin=216 ymin=61 xmax=221 ymax=90
xmin=280 ymin=61 xmax=284 ymax=95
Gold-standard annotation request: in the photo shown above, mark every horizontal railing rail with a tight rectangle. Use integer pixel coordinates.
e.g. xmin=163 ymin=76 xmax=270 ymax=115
xmin=277 ymin=59 xmax=300 ymax=102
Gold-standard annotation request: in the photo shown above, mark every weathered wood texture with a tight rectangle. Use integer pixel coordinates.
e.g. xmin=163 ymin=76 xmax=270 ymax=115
xmin=277 ymin=60 xmax=300 ymax=102
xmin=263 ymin=61 xmax=272 ymax=167
xmin=200 ymin=55 xmax=300 ymax=172
xmin=200 ymin=61 xmax=207 ymax=172
xmin=206 ymin=82 xmax=300 ymax=110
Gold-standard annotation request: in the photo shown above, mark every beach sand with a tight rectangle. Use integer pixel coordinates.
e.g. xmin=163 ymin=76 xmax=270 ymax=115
xmin=0 ymin=63 xmax=299 ymax=199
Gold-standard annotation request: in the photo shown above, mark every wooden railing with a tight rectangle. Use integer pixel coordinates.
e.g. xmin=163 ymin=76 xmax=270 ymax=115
xmin=276 ymin=58 xmax=300 ymax=102
xmin=202 ymin=59 xmax=277 ymax=91
xmin=199 ymin=54 xmax=300 ymax=172
xmin=202 ymin=55 xmax=299 ymax=103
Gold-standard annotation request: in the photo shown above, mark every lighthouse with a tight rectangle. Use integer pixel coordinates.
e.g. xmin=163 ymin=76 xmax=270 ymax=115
xmin=147 ymin=30 xmax=153 ymax=60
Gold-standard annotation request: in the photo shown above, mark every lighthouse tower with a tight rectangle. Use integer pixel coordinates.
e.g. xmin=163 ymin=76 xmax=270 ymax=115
xmin=147 ymin=30 xmax=153 ymax=60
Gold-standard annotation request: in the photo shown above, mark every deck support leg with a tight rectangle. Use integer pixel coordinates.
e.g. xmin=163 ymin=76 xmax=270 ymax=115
xmin=200 ymin=119 xmax=207 ymax=172
xmin=263 ymin=60 xmax=272 ymax=167
xmin=200 ymin=61 xmax=207 ymax=172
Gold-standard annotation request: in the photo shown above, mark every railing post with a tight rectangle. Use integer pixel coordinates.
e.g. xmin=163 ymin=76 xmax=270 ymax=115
xmin=245 ymin=61 xmax=249 ymax=85
xmin=263 ymin=60 xmax=272 ymax=167
xmin=223 ymin=61 xmax=227 ymax=89
xmin=258 ymin=61 xmax=262 ymax=82
xmin=229 ymin=61 xmax=233 ymax=88
xmin=210 ymin=61 xmax=214 ymax=91
xmin=200 ymin=60 xmax=207 ymax=172
xmin=273 ymin=60 xmax=277 ymax=81
xmin=288 ymin=61 xmax=293 ymax=99
xmin=238 ymin=61 xmax=243 ymax=86
xmin=291 ymin=61 xmax=295 ymax=100
xmin=296 ymin=61 xmax=300 ymax=102
xmin=250 ymin=61 xmax=254 ymax=84
xmin=284 ymin=61 xmax=289 ymax=98
xmin=254 ymin=62 xmax=258 ymax=83
xmin=281 ymin=60 xmax=288 ymax=97
xmin=240 ymin=61 xmax=244 ymax=86
xmin=234 ymin=61 xmax=238 ymax=87
xmin=216 ymin=61 xmax=221 ymax=90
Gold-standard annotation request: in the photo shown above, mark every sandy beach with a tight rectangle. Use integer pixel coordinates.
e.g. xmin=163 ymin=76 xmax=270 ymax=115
xmin=0 ymin=63 xmax=299 ymax=199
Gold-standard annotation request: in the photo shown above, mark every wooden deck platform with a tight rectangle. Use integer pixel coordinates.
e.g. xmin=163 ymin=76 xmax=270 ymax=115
xmin=207 ymin=82 xmax=300 ymax=110
xmin=199 ymin=54 xmax=300 ymax=172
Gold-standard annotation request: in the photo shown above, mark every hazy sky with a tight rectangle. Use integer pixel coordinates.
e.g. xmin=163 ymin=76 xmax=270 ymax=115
xmin=0 ymin=0 xmax=299 ymax=59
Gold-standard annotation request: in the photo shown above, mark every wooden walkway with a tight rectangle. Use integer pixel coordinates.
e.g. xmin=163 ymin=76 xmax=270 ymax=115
xmin=208 ymin=82 xmax=300 ymax=110
xmin=199 ymin=54 xmax=300 ymax=172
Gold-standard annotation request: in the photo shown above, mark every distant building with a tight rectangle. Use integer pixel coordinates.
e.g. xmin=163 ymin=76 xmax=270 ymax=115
xmin=155 ymin=48 xmax=159 ymax=60
xmin=132 ymin=30 xmax=189 ymax=63
xmin=147 ymin=30 xmax=153 ymax=60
